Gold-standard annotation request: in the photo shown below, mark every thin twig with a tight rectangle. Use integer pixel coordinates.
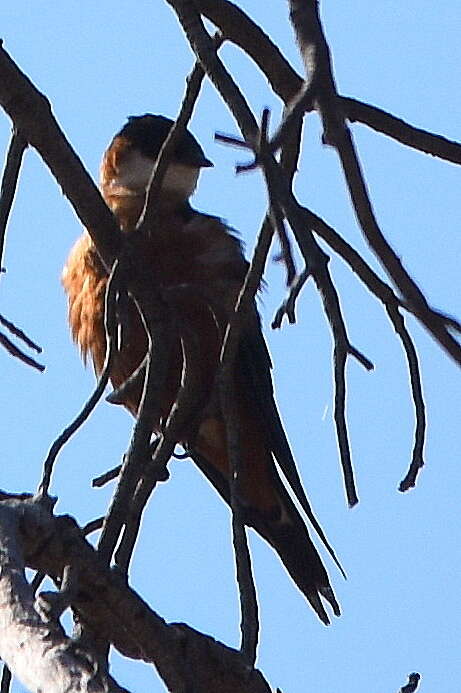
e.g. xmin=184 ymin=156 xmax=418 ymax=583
xmin=344 ymin=97 xmax=461 ymax=165
xmin=92 ymin=465 xmax=121 ymax=488
xmin=162 ymin=6 xmax=263 ymax=658
xmin=116 ymin=320 xmax=203 ymax=573
xmin=0 ymin=313 xmax=42 ymax=352
xmin=97 ymin=289 xmax=172 ymax=566
xmin=82 ymin=517 xmax=105 ymax=536
xmin=38 ymin=260 xmax=120 ymax=497
xmin=270 ymin=204 xmax=296 ymax=286
xmin=0 ymin=330 xmax=44 ymax=371
xmin=268 ymin=173 xmax=365 ymax=507
xmin=219 ymin=151 xmax=277 ymax=667
xmin=0 ymin=129 xmax=27 ymax=275
xmin=258 ymin=124 xmax=371 ymax=505
xmin=289 ymin=0 xmax=461 ymax=367
xmin=166 ymin=0 xmax=259 ymax=146
xmin=138 ymin=33 xmax=223 ymax=235
xmin=221 ymin=366 xmax=259 ymax=665
xmin=97 ymin=43 xmax=213 ymax=568
xmin=168 ymin=0 xmax=363 ymax=517
xmin=388 ymin=306 xmax=426 ymax=492
xmin=281 ymin=197 xmax=428 ymax=491
xmin=272 ymin=267 xmax=311 ymax=328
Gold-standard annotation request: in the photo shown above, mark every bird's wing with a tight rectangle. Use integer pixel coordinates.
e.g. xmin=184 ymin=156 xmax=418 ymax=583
xmin=188 ymin=307 xmax=341 ymax=623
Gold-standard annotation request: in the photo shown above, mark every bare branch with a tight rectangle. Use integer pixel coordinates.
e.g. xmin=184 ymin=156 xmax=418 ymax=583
xmin=115 ymin=316 xmax=203 ymax=573
xmin=219 ymin=212 xmax=273 ymax=662
xmin=0 ymin=130 xmax=27 ymax=275
xmin=92 ymin=465 xmax=121 ymax=488
xmin=9 ymin=497 xmax=273 ymax=693
xmin=165 ymin=0 xmax=259 ymax=145
xmin=138 ymin=34 xmax=223 ymax=235
xmin=344 ymin=97 xmax=461 ymax=165
xmin=0 ymin=502 xmax=129 ymax=693
xmin=198 ymin=0 xmax=461 ymax=165
xmin=288 ymin=0 xmax=461 ymax=367
xmin=97 ymin=285 xmax=172 ymax=566
xmin=0 ymin=43 xmax=122 ymax=268
xmin=260 ymin=148 xmax=366 ymax=506
xmin=272 ymin=267 xmax=311 ymax=328
xmin=390 ymin=307 xmax=426 ymax=492
xmin=0 ymin=313 xmax=42 ymax=353
xmin=0 ymin=330 xmax=44 ymax=371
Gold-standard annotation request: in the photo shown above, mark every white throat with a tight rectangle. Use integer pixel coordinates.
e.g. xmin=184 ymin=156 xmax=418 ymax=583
xmin=105 ymin=150 xmax=200 ymax=199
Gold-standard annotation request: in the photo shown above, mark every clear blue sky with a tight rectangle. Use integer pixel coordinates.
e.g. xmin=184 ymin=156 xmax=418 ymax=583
xmin=1 ymin=2 xmax=460 ymax=692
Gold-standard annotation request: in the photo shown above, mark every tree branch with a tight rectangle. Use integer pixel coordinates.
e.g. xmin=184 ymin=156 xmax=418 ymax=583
xmin=6 ymin=496 xmax=273 ymax=693
xmin=0 ymin=501 xmax=129 ymax=693
xmin=0 ymin=130 xmax=27 ymax=275
xmin=0 ymin=43 xmax=122 ymax=268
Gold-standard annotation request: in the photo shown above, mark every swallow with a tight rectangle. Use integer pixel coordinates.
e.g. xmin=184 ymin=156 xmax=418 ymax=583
xmin=62 ymin=114 xmax=342 ymax=624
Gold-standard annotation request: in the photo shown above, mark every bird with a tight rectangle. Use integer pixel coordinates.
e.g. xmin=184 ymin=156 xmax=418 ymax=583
xmin=62 ymin=113 xmax=342 ymax=624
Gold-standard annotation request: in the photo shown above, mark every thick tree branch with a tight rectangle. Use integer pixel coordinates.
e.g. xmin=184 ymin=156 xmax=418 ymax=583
xmin=0 ymin=502 xmax=128 ymax=693
xmin=3 ymin=496 xmax=272 ymax=693
xmin=0 ymin=43 xmax=122 ymax=268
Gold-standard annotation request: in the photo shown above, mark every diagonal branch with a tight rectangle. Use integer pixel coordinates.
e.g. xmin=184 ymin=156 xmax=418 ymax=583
xmin=137 ymin=33 xmax=223 ymax=235
xmin=197 ymin=0 xmax=461 ymax=165
xmin=97 ymin=285 xmax=172 ymax=566
xmin=343 ymin=97 xmax=461 ymax=165
xmin=0 ymin=330 xmax=44 ymax=371
xmin=0 ymin=43 xmax=122 ymax=268
xmin=287 ymin=0 xmax=461 ymax=367
xmin=0 ymin=313 xmax=42 ymax=353
xmin=0 ymin=130 xmax=27 ymax=275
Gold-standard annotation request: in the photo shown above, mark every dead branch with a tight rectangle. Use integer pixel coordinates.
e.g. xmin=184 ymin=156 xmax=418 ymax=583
xmin=197 ymin=0 xmax=461 ymax=165
xmin=0 ymin=129 xmax=27 ymax=273
xmin=97 ymin=287 xmax=172 ymax=567
xmin=1 ymin=495 xmax=272 ymax=693
xmin=138 ymin=33 xmax=223 ymax=235
xmin=167 ymin=0 xmax=365 ymax=513
xmin=288 ymin=0 xmax=461 ymax=367
xmin=272 ymin=267 xmax=311 ymax=328
xmin=0 ymin=311 xmax=44 ymax=374
xmin=0 ymin=330 xmax=44 ymax=371
xmin=344 ymin=97 xmax=461 ymax=165
xmin=0 ymin=313 xmax=42 ymax=352
xmin=283 ymin=199 xmax=427 ymax=490
xmin=0 ymin=43 xmax=121 ymax=268
xmin=219 ymin=213 xmax=273 ymax=663
xmin=0 ymin=501 xmax=128 ymax=693
xmin=115 ymin=314 xmax=204 ymax=572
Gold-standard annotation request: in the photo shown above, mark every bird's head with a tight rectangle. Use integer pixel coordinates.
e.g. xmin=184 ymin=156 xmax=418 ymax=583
xmin=100 ymin=114 xmax=213 ymax=204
